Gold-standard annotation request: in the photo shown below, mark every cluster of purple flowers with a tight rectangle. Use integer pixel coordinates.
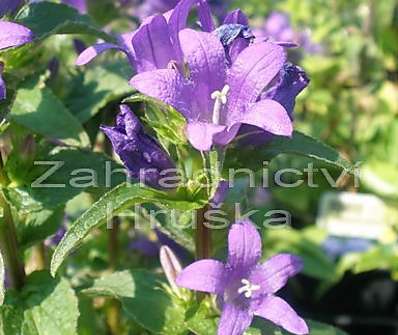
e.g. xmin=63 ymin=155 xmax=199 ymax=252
xmin=1 ymin=1 xmax=311 ymax=333
xmin=76 ymin=1 xmax=308 ymax=185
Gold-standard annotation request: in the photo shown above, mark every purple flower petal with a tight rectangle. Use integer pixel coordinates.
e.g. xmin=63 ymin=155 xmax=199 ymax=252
xmin=186 ymin=122 xmax=226 ymax=151
xmin=217 ymin=303 xmax=253 ymax=335
xmin=75 ymin=43 xmax=126 ymax=66
xmin=262 ymin=63 xmax=309 ymax=118
xmin=197 ymin=0 xmax=214 ymax=32
xmin=211 ymin=180 xmax=229 ymax=206
xmin=76 ymin=31 xmax=137 ymax=68
xmin=228 ymin=37 xmax=250 ymax=64
xmin=176 ymin=259 xmax=226 ymax=294
xmin=132 ymin=14 xmax=177 ymax=72
xmin=225 ymin=42 xmax=286 ymax=123
xmin=168 ymin=0 xmax=214 ymax=62
xmin=254 ymin=295 xmax=309 ymax=335
xmin=130 ymin=69 xmax=193 ymax=119
xmin=0 ymin=22 xmax=34 ymax=50
xmin=61 ymin=0 xmax=87 ymax=13
xmin=249 ymin=254 xmax=303 ymax=294
xmin=223 ymin=9 xmax=249 ymax=25
xmin=179 ymin=29 xmax=226 ymax=121
xmin=234 ymin=99 xmax=293 ymax=137
xmin=227 ymin=220 xmax=262 ymax=271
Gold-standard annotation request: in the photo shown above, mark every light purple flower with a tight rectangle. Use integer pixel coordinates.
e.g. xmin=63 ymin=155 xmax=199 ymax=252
xmin=61 ymin=0 xmax=87 ymax=13
xmin=0 ymin=21 xmax=33 ymax=101
xmin=100 ymin=104 xmax=175 ymax=189
xmin=130 ymin=30 xmax=293 ymax=151
xmin=176 ymin=220 xmax=308 ymax=335
xmin=0 ymin=0 xmax=22 ymax=17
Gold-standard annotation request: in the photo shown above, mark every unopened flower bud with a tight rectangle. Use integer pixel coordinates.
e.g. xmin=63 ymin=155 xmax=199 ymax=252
xmin=159 ymin=245 xmax=182 ymax=295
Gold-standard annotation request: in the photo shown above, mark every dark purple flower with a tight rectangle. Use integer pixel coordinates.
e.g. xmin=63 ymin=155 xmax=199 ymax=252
xmin=0 ymin=0 xmax=22 ymax=17
xmin=0 ymin=21 xmax=33 ymax=101
xmin=177 ymin=220 xmax=308 ymax=335
xmin=61 ymin=0 xmax=87 ymax=13
xmin=129 ymin=234 xmax=160 ymax=257
xmin=100 ymin=105 xmax=175 ymax=189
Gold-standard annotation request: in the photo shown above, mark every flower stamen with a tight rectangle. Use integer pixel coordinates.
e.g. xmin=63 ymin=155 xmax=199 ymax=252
xmin=211 ymin=85 xmax=230 ymax=125
xmin=237 ymin=278 xmax=260 ymax=298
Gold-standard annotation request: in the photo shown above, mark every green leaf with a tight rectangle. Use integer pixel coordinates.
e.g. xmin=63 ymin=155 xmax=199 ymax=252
xmin=4 ymin=147 xmax=124 ymax=210
xmin=51 ymin=182 xmax=205 ymax=276
xmin=0 ymin=251 xmax=4 ymax=306
xmin=14 ymin=2 xmax=113 ymax=43
xmin=185 ymin=301 xmax=218 ymax=335
xmin=0 ymin=271 xmax=79 ymax=335
xmin=82 ymin=270 xmax=187 ymax=334
xmin=8 ymin=75 xmax=90 ymax=148
xmin=227 ymin=131 xmax=353 ymax=173
xmin=66 ymin=61 xmax=132 ymax=123
xmin=18 ymin=207 xmax=65 ymax=249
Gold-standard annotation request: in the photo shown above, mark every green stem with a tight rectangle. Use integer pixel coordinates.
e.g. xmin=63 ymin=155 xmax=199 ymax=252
xmin=0 ymin=192 xmax=25 ymax=290
xmin=103 ymin=133 xmax=122 ymax=334
xmin=108 ymin=218 xmax=120 ymax=270
xmin=0 ymin=151 xmax=25 ymax=290
xmin=195 ymin=206 xmax=211 ymax=260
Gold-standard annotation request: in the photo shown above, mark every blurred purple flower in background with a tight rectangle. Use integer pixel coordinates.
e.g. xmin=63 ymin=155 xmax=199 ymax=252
xmin=45 ymin=224 xmax=67 ymax=248
xmin=0 ymin=21 xmax=34 ymax=101
xmin=61 ymin=0 xmax=87 ymax=13
xmin=256 ymin=11 xmax=323 ymax=55
xmin=130 ymin=228 xmax=190 ymax=261
xmin=323 ymin=236 xmax=374 ymax=261
xmin=177 ymin=220 xmax=308 ymax=335
xmin=0 ymin=0 xmax=22 ymax=17
xmin=101 ymin=105 xmax=175 ymax=188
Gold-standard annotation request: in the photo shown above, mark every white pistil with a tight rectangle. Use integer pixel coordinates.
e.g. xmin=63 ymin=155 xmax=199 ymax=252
xmin=237 ymin=279 xmax=261 ymax=298
xmin=211 ymin=85 xmax=230 ymax=125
